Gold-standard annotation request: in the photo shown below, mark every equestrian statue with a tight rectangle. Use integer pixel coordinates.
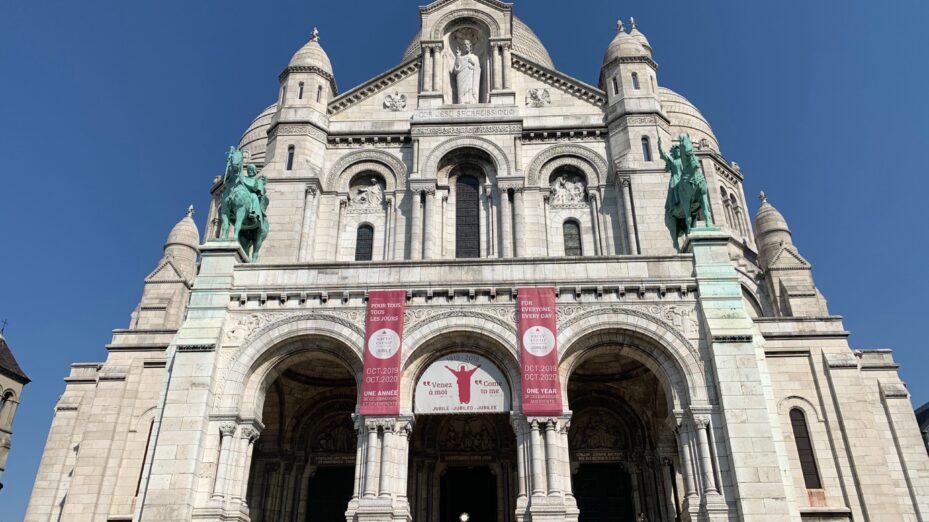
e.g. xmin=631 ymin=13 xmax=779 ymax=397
xmin=217 ymin=146 xmax=269 ymax=262
xmin=661 ymin=133 xmax=713 ymax=251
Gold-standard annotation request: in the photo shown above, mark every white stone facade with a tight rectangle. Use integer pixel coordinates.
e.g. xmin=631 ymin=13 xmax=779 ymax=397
xmin=25 ymin=1 xmax=929 ymax=521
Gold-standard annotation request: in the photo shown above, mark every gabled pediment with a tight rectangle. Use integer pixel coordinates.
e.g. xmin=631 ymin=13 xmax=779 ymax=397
xmin=513 ymin=54 xmax=606 ymax=108
xmin=420 ymin=0 xmax=512 ymax=16
xmin=328 ymin=60 xmax=421 ymax=117
xmin=145 ymin=259 xmax=187 ymax=283
xmin=769 ymin=245 xmax=811 ymax=269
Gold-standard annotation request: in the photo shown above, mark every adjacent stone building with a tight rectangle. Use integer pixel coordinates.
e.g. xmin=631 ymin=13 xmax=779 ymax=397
xmin=0 ymin=330 xmax=30 ymax=493
xmin=25 ymin=1 xmax=929 ymax=521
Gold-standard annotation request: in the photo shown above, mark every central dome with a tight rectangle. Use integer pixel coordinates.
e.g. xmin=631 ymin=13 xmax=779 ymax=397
xmin=401 ymin=16 xmax=554 ymax=69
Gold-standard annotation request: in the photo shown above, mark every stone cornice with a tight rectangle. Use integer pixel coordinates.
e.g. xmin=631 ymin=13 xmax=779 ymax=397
xmin=278 ymin=66 xmax=338 ymax=96
xmin=420 ymin=0 xmax=512 ymax=15
xmin=512 ymin=54 xmax=606 ymax=107
xmin=328 ymin=59 xmax=420 ymax=116
xmin=603 ymin=55 xmax=659 ymax=72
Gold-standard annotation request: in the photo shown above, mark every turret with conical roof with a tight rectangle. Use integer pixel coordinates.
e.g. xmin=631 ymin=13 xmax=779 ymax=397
xmin=602 ymin=18 xmax=665 ymax=171
xmin=0 ymin=328 xmax=28 ymax=493
xmin=128 ymin=207 xmax=200 ymax=329
xmin=753 ymin=192 xmax=829 ymax=317
xmin=266 ymin=27 xmax=333 ymax=178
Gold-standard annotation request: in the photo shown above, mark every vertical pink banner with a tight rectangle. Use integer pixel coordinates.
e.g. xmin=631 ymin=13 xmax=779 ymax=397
xmin=518 ymin=287 xmax=563 ymax=416
xmin=359 ymin=290 xmax=406 ymax=415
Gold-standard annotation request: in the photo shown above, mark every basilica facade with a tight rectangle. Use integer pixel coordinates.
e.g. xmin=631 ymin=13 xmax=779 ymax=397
xmin=25 ymin=1 xmax=929 ymax=521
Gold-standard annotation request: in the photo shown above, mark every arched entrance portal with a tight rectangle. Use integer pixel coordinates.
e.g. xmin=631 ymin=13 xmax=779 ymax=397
xmin=409 ymin=352 xmax=517 ymax=522
xmin=246 ymin=353 xmax=358 ymax=522
xmin=567 ymin=351 xmax=681 ymax=522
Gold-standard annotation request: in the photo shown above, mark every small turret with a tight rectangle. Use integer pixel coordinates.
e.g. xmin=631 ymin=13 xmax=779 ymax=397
xmin=753 ymin=192 xmax=829 ymax=317
xmin=163 ymin=205 xmax=200 ymax=279
xmin=627 ymin=17 xmax=652 ymax=57
xmin=267 ymin=27 xmax=333 ymax=177
xmin=754 ymin=191 xmax=792 ymax=268
xmin=128 ymin=207 xmax=200 ymax=330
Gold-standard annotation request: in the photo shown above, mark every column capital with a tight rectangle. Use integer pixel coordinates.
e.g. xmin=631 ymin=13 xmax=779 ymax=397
xmin=618 ymin=176 xmax=632 ymax=188
xmin=219 ymin=422 xmax=237 ymax=437
xmin=241 ymin=426 xmax=261 ymax=443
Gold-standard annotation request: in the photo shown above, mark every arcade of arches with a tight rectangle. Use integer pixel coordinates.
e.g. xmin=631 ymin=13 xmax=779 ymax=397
xmin=243 ymin=332 xmax=722 ymax=522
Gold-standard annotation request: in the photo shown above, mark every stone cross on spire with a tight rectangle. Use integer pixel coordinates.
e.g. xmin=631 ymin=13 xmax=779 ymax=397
xmin=186 ymin=205 xmax=194 ymax=217
xmin=759 ymin=191 xmax=768 ymax=204
xmin=630 ymin=17 xmax=637 ymax=30
xmin=1 ymin=319 xmax=7 ymax=335
xmin=617 ymin=19 xmax=625 ymax=33
xmin=311 ymin=27 xmax=320 ymax=42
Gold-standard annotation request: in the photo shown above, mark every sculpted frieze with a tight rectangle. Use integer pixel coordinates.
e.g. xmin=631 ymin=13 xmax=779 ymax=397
xmin=411 ymin=124 xmax=521 ymax=137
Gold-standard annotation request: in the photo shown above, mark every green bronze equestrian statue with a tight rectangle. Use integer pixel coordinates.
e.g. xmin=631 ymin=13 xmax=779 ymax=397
xmin=218 ymin=147 xmax=269 ymax=262
xmin=661 ymin=134 xmax=712 ymax=251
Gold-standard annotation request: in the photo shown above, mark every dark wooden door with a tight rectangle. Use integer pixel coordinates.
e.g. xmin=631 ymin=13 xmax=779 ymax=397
xmin=456 ymin=175 xmax=481 ymax=258
xmin=306 ymin=466 xmax=354 ymax=521
xmin=574 ymin=463 xmax=635 ymax=522
xmin=440 ymin=466 xmax=497 ymax=522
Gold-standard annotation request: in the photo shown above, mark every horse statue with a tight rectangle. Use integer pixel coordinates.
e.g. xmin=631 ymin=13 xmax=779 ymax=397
xmin=661 ymin=134 xmax=713 ymax=251
xmin=218 ymin=147 xmax=269 ymax=262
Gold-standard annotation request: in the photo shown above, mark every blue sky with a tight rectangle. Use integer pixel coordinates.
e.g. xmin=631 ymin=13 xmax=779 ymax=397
xmin=1 ymin=0 xmax=928 ymax=517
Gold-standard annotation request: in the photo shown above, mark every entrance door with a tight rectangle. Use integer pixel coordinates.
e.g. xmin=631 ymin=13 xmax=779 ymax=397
xmin=440 ymin=466 xmax=497 ymax=522
xmin=573 ymin=463 xmax=635 ymax=522
xmin=305 ymin=466 xmax=354 ymax=521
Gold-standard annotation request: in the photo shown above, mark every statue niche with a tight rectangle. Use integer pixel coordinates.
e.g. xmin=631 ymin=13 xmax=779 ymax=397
xmin=549 ymin=169 xmax=588 ymax=208
xmin=347 ymin=174 xmax=385 ymax=214
xmin=446 ymin=27 xmax=487 ymax=104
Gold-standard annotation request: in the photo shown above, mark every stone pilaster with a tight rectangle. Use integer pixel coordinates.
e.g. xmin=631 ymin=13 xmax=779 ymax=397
xmin=684 ymin=229 xmax=795 ymax=521
xmin=346 ymin=416 xmax=413 ymax=522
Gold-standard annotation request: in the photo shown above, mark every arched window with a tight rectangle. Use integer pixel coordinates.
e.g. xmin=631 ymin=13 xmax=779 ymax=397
xmin=641 ymin=137 xmax=652 ymax=162
xmin=455 ymin=175 xmax=481 ymax=258
xmin=632 ymin=72 xmax=640 ymax=90
xmin=563 ymin=220 xmax=582 ymax=256
xmin=789 ymin=409 xmax=823 ymax=489
xmin=286 ymin=146 xmax=295 ymax=171
xmin=317 ymin=85 xmax=323 ymax=103
xmin=281 ymin=85 xmax=287 ymax=104
xmin=298 ymin=82 xmax=305 ymax=99
xmin=612 ymin=77 xmax=619 ymax=96
xmin=651 ymin=75 xmax=656 ymax=91
xmin=355 ymin=224 xmax=374 ymax=261
xmin=0 ymin=391 xmax=12 ymax=425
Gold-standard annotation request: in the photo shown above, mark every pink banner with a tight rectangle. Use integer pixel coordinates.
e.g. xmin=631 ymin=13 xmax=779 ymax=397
xmin=360 ymin=290 xmax=406 ymax=415
xmin=518 ymin=287 xmax=563 ymax=415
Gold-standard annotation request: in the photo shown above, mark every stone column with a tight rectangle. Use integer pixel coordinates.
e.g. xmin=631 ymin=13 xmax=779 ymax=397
xmin=620 ymin=178 xmax=639 ymax=254
xmin=559 ymin=418 xmax=574 ymax=499
xmin=392 ymin=197 xmax=404 ymax=261
xmin=383 ymin=195 xmax=393 ymax=260
xmin=334 ymin=197 xmax=347 ymax=261
xmin=676 ymin=424 xmax=698 ymax=500
xmin=512 ymin=187 xmax=525 ymax=257
xmin=212 ymin=423 xmax=237 ymax=501
xmin=352 ymin=417 xmax=365 ymax=500
xmin=511 ymin=416 xmax=528 ymax=501
xmin=236 ymin=427 xmax=260 ymax=505
xmin=298 ymin=184 xmax=320 ymax=262
xmin=432 ymin=44 xmax=444 ymax=94
xmin=500 ymin=188 xmax=513 ymax=257
xmin=661 ymin=457 xmax=679 ymax=521
xmin=485 ymin=185 xmax=496 ymax=258
xmin=423 ymin=188 xmax=436 ymax=260
xmin=529 ymin=419 xmax=547 ymax=495
xmin=588 ymin=193 xmax=602 ymax=256
xmin=692 ymin=415 xmax=718 ymax=495
xmin=492 ymin=44 xmax=503 ymax=91
xmin=363 ymin=423 xmax=380 ymax=498
xmin=396 ymin=421 xmax=413 ymax=500
xmin=379 ymin=423 xmax=395 ymax=498
xmin=295 ymin=464 xmax=315 ymax=522
xmin=544 ymin=420 xmax=560 ymax=495
xmin=502 ymin=43 xmax=512 ymax=89
xmin=422 ymin=45 xmax=433 ymax=92
xmin=410 ymin=190 xmax=423 ymax=260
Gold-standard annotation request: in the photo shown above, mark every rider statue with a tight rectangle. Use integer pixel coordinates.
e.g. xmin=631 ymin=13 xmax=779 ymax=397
xmin=661 ymin=133 xmax=713 ymax=251
xmin=217 ymin=147 xmax=270 ymax=262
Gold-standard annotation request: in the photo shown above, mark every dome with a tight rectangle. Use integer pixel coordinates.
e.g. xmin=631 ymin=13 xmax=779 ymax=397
xmin=657 ymin=87 xmax=720 ymax=152
xmin=288 ymin=28 xmax=333 ymax=75
xmin=400 ymin=16 xmax=554 ymax=69
xmin=238 ymin=103 xmax=276 ymax=165
xmin=165 ymin=207 xmax=200 ymax=253
xmin=603 ymin=21 xmax=648 ymax=65
xmin=627 ymin=18 xmax=652 ymax=56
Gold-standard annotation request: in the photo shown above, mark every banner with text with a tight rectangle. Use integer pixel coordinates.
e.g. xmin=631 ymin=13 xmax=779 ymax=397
xmin=414 ymin=353 xmax=511 ymax=414
xmin=518 ymin=287 xmax=563 ymax=416
xmin=360 ymin=290 xmax=406 ymax=415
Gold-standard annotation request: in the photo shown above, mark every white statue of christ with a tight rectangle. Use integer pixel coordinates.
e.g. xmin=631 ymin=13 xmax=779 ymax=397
xmin=453 ymin=39 xmax=481 ymax=104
